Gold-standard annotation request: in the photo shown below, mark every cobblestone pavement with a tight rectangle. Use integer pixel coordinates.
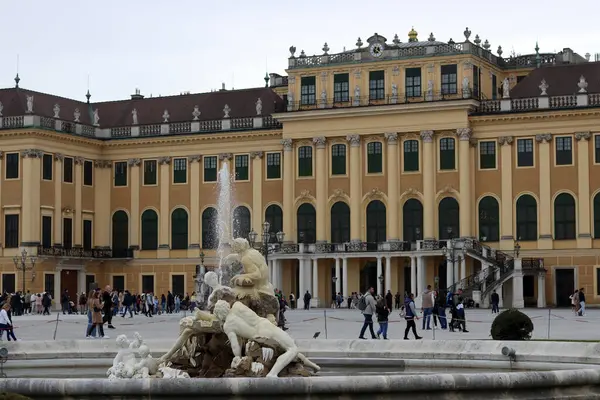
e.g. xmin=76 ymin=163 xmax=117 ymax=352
xmin=3 ymin=307 xmax=599 ymax=341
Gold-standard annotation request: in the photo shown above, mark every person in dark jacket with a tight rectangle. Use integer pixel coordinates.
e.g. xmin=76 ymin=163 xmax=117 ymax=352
xmin=375 ymin=299 xmax=390 ymax=339
xmin=491 ymin=290 xmax=500 ymax=314
xmin=121 ymin=290 xmax=134 ymax=318
xmin=102 ymin=286 xmax=116 ymax=329
xmin=403 ymin=293 xmax=422 ymax=340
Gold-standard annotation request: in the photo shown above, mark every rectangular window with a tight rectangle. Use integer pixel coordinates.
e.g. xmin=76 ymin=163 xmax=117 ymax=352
xmin=266 ymin=153 xmax=281 ymax=179
xmin=556 ymin=137 xmax=573 ymax=165
xmin=4 ymin=214 xmax=18 ymax=248
xmin=331 ymin=144 xmax=346 ymax=175
xmin=479 ymin=141 xmax=497 ymax=169
xmin=298 ymin=146 xmax=313 ymax=177
xmin=234 ymin=155 xmax=249 ymax=181
xmin=42 ymin=215 xmax=52 ymax=248
xmin=84 ymin=160 xmax=93 ymax=186
xmin=439 ymin=138 xmax=456 ymax=170
xmin=369 ymin=70 xmax=385 ymax=100
xmin=63 ymin=157 xmax=73 ymax=183
xmin=517 ymin=138 xmax=534 ymax=167
xmin=114 ymin=161 xmax=128 ymax=186
xmin=44 ymin=273 xmax=55 ymax=297
xmin=333 ymin=73 xmax=349 ymax=102
xmin=405 ymin=68 xmax=422 ymax=98
xmin=595 ymin=135 xmax=600 ymax=164
xmin=143 ymin=160 xmax=157 ymax=185
xmin=112 ymin=275 xmax=125 ymax=292
xmin=86 ymin=275 xmax=95 ymax=292
xmin=63 ymin=217 xmax=73 ymax=249
xmin=6 ymin=153 xmax=19 ymax=179
xmin=492 ymin=74 xmax=498 ymax=100
xmin=300 ymin=76 xmax=316 ymax=105
xmin=204 ymin=156 xmax=217 ymax=182
xmin=171 ymin=275 xmax=185 ymax=297
xmin=403 ymin=140 xmax=419 ymax=172
xmin=83 ymin=220 xmax=92 ymax=250
xmin=42 ymin=154 xmax=53 ymax=180
xmin=173 ymin=158 xmax=188 ymax=184
xmin=367 ymin=142 xmax=383 ymax=173
xmin=141 ymin=275 xmax=155 ymax=294
xmin=2 ymin=273 xmax=15 ymax=294
xmin=473 ymin=65 xmax=480 ymax=98
xmin=441 ymin=65 xmax=457 ymax=95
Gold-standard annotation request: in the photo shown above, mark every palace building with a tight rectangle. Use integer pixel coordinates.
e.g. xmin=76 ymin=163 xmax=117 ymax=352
xmin=0 ymin=27 xmax=599 ymax=308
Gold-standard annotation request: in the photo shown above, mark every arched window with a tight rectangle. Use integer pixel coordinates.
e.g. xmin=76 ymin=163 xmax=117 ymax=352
xmin=297 ymin=203 xmax=316 ymax=243
xmin=594 ymin=193 xmax=600 ymax=239
xmin=516 ymin=195 xmax=537 ymax=241
xmin=141 ymin=209 xmax=158 ymax=250
xmin=366 ymin=200 xmax=386 ymax=243
xmin=233 ymin=206 xmax=251 ymax=239
xmin=330 ymin=202 xmax=350 ymax=243
xmin=202 ymin=207 xmax=218 ymax=249
xmin=112 ymin=210 xmax=129 ymax=258
xmin=171 ymin=208 xmax=188 ymax=250
xmin=554 ymin=193 xmax=576 ymax=240
xmin=438 ymin=197 xmax=459 ymax=239
xmin=403 ymin=199 xmax=423 ymax=242
xmin=478 ymin=196 xmax=499 ymax=241
xmin=265 ymin=204 xmax=283 ymax=243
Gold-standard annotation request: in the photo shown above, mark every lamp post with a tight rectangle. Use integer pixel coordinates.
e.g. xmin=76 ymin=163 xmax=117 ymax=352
xmin=13 ymin=248 xmax=36 ymax=294
xmin=514 ymin=240 xmax=521 ymax=258
xmin=442 ymin=238 xmax=462 ymax=292
xmin=247 ymin=221 xmax=285 ymax=264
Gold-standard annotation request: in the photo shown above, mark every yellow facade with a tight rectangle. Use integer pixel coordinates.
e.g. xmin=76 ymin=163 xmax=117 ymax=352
xmin=0 ymin=28 xmax=598 ymax=308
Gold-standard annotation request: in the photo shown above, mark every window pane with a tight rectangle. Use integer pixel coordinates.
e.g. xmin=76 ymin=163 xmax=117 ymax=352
xmin=479 ymin=141 xmax=496 ymax=169
xmin=6 ymin=153 xmax=19 ymax=179
xmin=298 ymin=146 xmax=313 ymax=177
xmin=84 ymin=160 xmax=93 ymax=186
xmin=173 ymin=158 xmax=187 ymax=183
xmin=404 ymin=140 xmax=419 ymax=171
xmin=63 ymin=157 xmax=73 ymax=183
xmin=235 ymin=155 xmax=249 ymax=181
xmin=266 ymin=153 xmax=281 ymax=179
xmin=5 ymin=214 xmax=19 ymax=248
xmin=367 ymin=142 xmax=382 ymax=173
xmin=144 ymin=160 xmax=157 ymax=185
xmin=301 ymin=76 xmax=316 ymax=105
xmin=43 ymin=154 xmax=53 ymax=180
xmin=441 ymin=65 xmax=457 ymax=95
xmin=331 ymin=144 xmax=346 ymax=175
xmin=114 ymin=162 xmax=128 ymax=186
xmin=204 ymin=156 xmax=217 ymax=182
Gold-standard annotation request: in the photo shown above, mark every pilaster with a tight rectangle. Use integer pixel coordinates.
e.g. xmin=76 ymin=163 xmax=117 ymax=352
xmin=311 ymin=258 xmax=320 ymax=307
xmin=281 ymin=139 xmax=294 ymax=241
xmin=313 ymin=137 xmax=327 ymax=242
xmin=537 ymin=273 xmax=546 ymax=308
xmin=385 ymin=133 xmax=399 ymax=241
xmin=420 ymin=131 xmax=435 ymax=239
xmin=536 ymin=134 xmax=553 ymax=249
xmin=158 ymin=156 xmax=171 ymax=256
xmin=54 ymin=154 xmax=64 ymax=246
xmin=384 ymin=256 xmax=392 ymax=294
xmin=20 ymin=149 xmax=42 ymax=246
xmin=93 ymin=160 xmax=111 ymax=248
xmin=128 ymin=158 xmax=141 ymax=250
xmin=456 ymin=128 xmax=473 ymax=238
xmin=410 ymin=256 xmax=416 ymax=295
xmin=74 ymin=157 xmax=84 ymax=247
xmin=188 ymin=155 xmax=201 ymax=255
xmin=575 ymin=132 xmax=592 ymax=248
xmin=251 ymin=151 xmax=264 ymax=234
xmin=347 ymin=135 xmax=361 ymax=241
xmin=376 ymin=256 xmax=383 ymax=295
xmin=498 ymin=136 xmax=514 ymax=249
xmin=512 ymin=258 xmax=525 ymax=308
xmin=334 ymin=258 xmax=341 ymax=294
xmin=342 ymin=257 xmax=348 ymax=297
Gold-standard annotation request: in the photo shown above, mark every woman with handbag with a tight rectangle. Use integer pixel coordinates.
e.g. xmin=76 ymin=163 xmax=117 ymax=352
xmin=86 ymin=290 xmax=107 ymax=339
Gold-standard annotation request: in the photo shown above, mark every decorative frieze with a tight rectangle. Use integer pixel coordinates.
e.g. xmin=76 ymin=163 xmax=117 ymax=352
xmin=158 ymin=156 xmax=172 ymax=165
xmin=54 ymin=153 xmax=65 ymax=162
xmin=94 ymin=160 xmax=111 ymax=168
xmin=298 ymin=189 xmax=314 ymax=201
xmin=575 ymin=131 xmax=591 ymax=141
xmin=535 ymin=133 xmax=552 ymax=143
xmin=384 ymin=132 xmax=398 ymax=144
xmin=218 ymin=153 xmax=232 ymax=161
xmin=367 ymin=187 xmax=384 ymax=200
xmin=188 ymin=155 xmax=202 ymax=163
xmin=456 ymin=128 xmax=472 ymax=141
xmin=21 ymin=149 xmax=43 ymax=158
xmin=74 ymin=156 xmax=84 ymax=165
xmin=313 ymin=137 xmax=327 ymax=149
xmin=498 ymin=136 xmax=514 ymax=146
xmin=420 ymin=130 xmax=434 ymax=143
xmin=128 ymin=158 xmax=141 ymax=167
xmin=346 ymin=134 xmax=360 ymax=147
xmin=331 ymin=188 xmax=347 ymax=200
xmin=281 ymin=139 xmax=293 ymax=151
xmin=250 ymin=151 xmax=264 ymax=159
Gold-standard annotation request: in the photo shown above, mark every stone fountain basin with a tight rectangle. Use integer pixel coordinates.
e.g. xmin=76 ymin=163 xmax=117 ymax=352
xmin=3 ymin=340 xmax=600 ymax=398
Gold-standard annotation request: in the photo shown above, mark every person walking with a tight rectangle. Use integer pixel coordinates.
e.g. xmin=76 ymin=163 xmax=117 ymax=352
xmin=0 ymin=303 xmax=17 ymax=341
xmin=421 ymin=285 xmax=435 ymax=330
xmin=385 ymin=290 xmax=393 ymax=311
xmin=375 ymin=299 xmax=389 ymax=339
xmin=121 ymin=290 xmax=134 ymax=318
xmin=394 ymin=292 xmax=401 ymax=309
xmin=87 ymin=290 xmax=107 ymax=339
xmin=491 ymin=290 xmax=500 ymax=314
xmin=102 ymin=285 xmax=116 ymax=329
xmin=303 ymin=291 xmax=312 ymax=310
xmin=578 ymin=288 xmax=586 ymax=316
xmin=358 ymin=287 xmax=377 ymax=339
xmin=403 ymin=293 xmax=422 ymax=340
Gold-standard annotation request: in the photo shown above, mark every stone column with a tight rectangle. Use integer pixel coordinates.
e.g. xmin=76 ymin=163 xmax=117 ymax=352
xmin=77 ymin=270 xmax=86 ymax=294
xmin=53 ymin=269 xmax=61 ymax=310
xmin=342 ymin=257 xmax=348 ymax=297
xmin=189 ymin=155 xmax=202 ymax=252
xmin=54 ymin=154 xmax=64 ymax=246
xmin=416 ymin=256 xmax=424 ymax=294
xmin=576 ymin=132 xmax=592 ymax=248
xmin=460 ymin=256 xmax=466 ymax=281
xmin=512 ymin=258 xmax=525 ymax=308
xmin=94 ymin=161 xmax=111 ymax=248
xmin=497 ymin=284 xmax=504 ymax=308
xmin=536 ymin=134 xmax=553 ymax=249
xmin=74 ymin=157 xmax=84 ymax=247
xmin=128 ymin=158 xmax=141 ymax=250
xmin=275 ymin=259 xmax=282 ymax=290
xmin=457 ymin=128 xmax=473 ymax=238
xmin=385 ymin=133 xmax=399 ymax=241
xmin=376 ymin=256 xmax=383 ymax=295
xmin=158 ymin=157 xmax=171 ymax=254
xmin=298 ymin=258 xmax=306 ymax=301
xmin=410 ymin=256 xmax=416 ymax=295
xmin=454 ymin=258 xmax=460 ymax=286
xmin=21 ymin=149 xmax=42 ymax=247
xmin=347 ymin=135 xmax=361 ymax=241
xmin=421 ymin=131 xmax=435 ymax=239
xmin=281 ymin=139 xmax=294 ymax=240
xmin=314 ymin=137 xmax=327 ymax=242
xmin=537 ymin=273 xmax=546 ymax=308
xmin=335 ymin=258 xmax=341 ymax=294
xmin=499 ymin=136 xmax=514 ymax=249
xmin=446 ymin=259 xmax=454 ymax=287
xmin=385 ymin=256 xmax=392 ymax=293
xmin=250 ymin=151 xmax=264 ymax=234
xmin=312 ymin=258 xmax=319 ymax=307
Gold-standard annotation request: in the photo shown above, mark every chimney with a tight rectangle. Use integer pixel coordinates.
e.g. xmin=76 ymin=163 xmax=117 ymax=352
xmin=131 ymin=88 xmax=144 ymax=100
xmin=220 ymin=82 xmax=226 ymax=91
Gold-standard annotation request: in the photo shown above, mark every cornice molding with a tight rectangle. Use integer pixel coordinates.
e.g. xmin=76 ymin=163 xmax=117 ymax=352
xmin=470 ymin=108 xmax=600 ymax=124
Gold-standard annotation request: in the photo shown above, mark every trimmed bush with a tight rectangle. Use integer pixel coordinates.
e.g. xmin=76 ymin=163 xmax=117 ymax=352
xmin=490 ymin=308 xmax=534 ymax=340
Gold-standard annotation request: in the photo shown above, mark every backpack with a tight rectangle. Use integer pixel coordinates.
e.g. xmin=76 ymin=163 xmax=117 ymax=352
xmin=399 ymin=305 xmax=406 ymax=318
xmin=357 ymin=296 xmax=367 ymax=311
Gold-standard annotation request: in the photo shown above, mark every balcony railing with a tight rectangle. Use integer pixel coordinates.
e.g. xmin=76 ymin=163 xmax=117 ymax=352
xmin=476 ymin=92 xmax=600 ymax=114
xmin=272 ymin=241 xmax=412 ymax=254
xmin=37 ymin=245 xmax=133 ymax=259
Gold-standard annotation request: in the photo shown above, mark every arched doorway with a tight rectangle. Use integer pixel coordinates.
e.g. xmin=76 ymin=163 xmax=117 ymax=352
xmin=112 ymin=210 xmax=129 ymax=257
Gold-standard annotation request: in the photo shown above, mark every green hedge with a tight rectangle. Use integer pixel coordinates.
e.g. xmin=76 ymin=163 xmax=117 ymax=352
xmin=490 ymin=309 xmax=534 ymax=340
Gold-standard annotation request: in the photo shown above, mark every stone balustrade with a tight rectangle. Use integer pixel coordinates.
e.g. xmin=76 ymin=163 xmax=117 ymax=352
xmin=478 ymin=91 xmax=600 ymax=114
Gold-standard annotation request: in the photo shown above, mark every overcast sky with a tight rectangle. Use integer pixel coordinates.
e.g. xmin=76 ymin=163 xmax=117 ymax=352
xmin=1 ymin=0 xmax=597 ymax=102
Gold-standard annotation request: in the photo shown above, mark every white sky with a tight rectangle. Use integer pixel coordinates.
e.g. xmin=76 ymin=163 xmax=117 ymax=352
xmin=1 ymin=0 xmax=597 ymax=102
